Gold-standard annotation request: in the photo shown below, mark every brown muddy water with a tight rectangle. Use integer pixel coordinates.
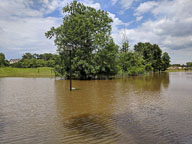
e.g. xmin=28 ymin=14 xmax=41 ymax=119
xmin=0 ymin=72 xmax=192 ymax=144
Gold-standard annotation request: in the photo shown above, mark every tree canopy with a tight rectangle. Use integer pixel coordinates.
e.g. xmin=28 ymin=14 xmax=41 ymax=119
xmin=45 ymin=1 xmax=118 ymax=79
xmin=134 ymin=42 xmax=170 ymax=72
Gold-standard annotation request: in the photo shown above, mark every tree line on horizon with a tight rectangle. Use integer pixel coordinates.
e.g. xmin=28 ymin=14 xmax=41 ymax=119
xmin=11 ymin=53 xmax=59 ymax=68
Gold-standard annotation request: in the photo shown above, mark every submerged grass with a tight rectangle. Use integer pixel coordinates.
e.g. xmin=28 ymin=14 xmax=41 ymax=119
xmin=165 ymin=69 xmax=189 ymax=72
xmin=0 ymin=67 xmax=55 ymax=77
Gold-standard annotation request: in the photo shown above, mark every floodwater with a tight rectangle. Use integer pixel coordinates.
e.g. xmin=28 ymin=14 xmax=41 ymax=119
xmin=0 ymin=72 xmax=192 ymax=144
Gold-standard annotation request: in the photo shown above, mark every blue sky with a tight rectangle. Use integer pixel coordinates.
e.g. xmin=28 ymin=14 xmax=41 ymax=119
xmin=0 ymin=0 xmax=192 ymax=64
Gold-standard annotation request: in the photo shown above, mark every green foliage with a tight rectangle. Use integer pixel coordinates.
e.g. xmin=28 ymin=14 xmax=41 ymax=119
xmin=186 ymin=62 xmax=192 ymax=67
xmin=22 ymin=53 xmax=33 ymax=59
xmin=11 ymin=53 xmax=58 ymax=68
xmin=121 ymin=41 xmax=129 ymax=53
xmin=119 ymin=51 xmax=145 ymax=76
xmin=161 ymin=52 xmax=171 ymax=71
xmin=144 ymin=63 xmax=153 ymax=72
xmin=96 ymin=39 xmax=119 ymax=76
xmin=0 ymin=53 xmax=9 ymax=67
xmin=134 ymin=42 xmax=170 ymax=71
xmin=45 ymin=1 xmax=118 ymax=79
xmin=0 ymin=53 xmax=6 ymax=67
xmin=171 ymin=64 xmax=182 ymax=67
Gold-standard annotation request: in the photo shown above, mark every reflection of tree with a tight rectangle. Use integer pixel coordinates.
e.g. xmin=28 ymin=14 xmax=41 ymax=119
xmin=114 ymin=72 xmax=170 ymax=111
xmin=53 ymin=74 xmax=171 ymax=143
xmin=54 ymin=80 xmax=134 ymax=143
xmin=54 ymin=80 xmax=117 ymax=119
xmin=127 ymin=72 xmax=170 ymax=92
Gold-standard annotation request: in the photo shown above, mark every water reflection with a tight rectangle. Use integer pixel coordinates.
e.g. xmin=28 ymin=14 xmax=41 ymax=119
xmin=1 ymin=73 xmax=192 ymax=144
xmin=53 ymin=73 xmax=171 ymax=143
xmin=121 ymin=72 xmax=170 ymax=92
xmin=54 ymin=80 xmax=128 ymax=143
xmin=54 ymin=80 xmax=117 ymax=118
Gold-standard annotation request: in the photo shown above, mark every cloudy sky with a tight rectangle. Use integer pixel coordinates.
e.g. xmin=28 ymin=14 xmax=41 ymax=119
xmin=0 ymin=0 xmax=192 ymax=64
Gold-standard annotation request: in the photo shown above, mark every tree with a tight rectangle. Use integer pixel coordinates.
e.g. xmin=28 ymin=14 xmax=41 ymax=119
xmin=22 ymin=53 xmax=33 ymax=59
xmin=119 ymin=52 xmax=145 ymax=75
xmin=45 ymin=1 xmax=116 ymax=79
xmin=0 ymin=53 xmax=5 ymax=67
xmin=46 ymin=59 xmax=55 ymax=67
xmin=122 ymin=41 xmax=129 ymax=53
xmin=121 ymin=29 xmax=129 ymax=53
xmin=134 ymin=42 xmax=163 ymax=72
xmin=95 ymin=39 xmax=119 ymax=76
xmin=186 ymin=62 xmax=192 ymax=69
xmin=118 ymin=29 xmax=144 ymax=75
xmin=0 ymin=53 xmax=8 ymax=67
xmin=151 ymin=44 xmax=162 ymax=72
xmin=161 ymin=52 xmax=170 ymax=71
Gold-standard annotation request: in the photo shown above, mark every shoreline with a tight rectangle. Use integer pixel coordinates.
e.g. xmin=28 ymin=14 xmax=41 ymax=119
xmin=1 ymin=67 xmax=191 ymax=78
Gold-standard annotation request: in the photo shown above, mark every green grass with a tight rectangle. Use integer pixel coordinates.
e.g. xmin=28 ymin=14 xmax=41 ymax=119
xmin=165 ymin=69 xmax=192 ymax=72
xmin=0 ymin=67 xmax=55 ymax=77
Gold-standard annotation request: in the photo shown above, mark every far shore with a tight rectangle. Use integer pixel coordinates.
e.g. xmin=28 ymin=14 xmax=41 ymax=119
xmin=0 ymin=67 xmax=192 ymax=78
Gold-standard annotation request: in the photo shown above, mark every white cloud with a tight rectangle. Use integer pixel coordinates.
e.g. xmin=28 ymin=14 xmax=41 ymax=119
xmin=136 ymin=16 xmax=143 ymax=21
xmin=0 ymin=0 xmax=42 ymax=18
xmin=0 ymin=16 xmax=61 ymax=54
xmin=111 ymin=0 xmax=135 ymax=10
xmin=134 ymin=1 xmax=157 ymax=16
xmin=120 ymin=0 xmax=134 ymax=10
xmin=80 ymin=0 xmax=101 ymax=10
xmin=112 ymin=0 xmax=118 ymax=5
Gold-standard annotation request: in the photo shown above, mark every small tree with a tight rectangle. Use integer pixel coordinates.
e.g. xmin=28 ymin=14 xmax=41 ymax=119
xmin=22 ymin=53 xmax=33 ymax=60
xmin=0 ymin=53 xmax=8 ymax=67
xmin=134 ymin=42 xmax=163 ymax=72
xmin=161 ymin=52 xmax=170 ymax=71
xmin=121 ymin=29 xmax=129 ymax=53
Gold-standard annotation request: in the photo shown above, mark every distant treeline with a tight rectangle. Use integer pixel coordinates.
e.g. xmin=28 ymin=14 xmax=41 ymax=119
xmin=170 ymin=63 xmax=192 ymax=67
xmin=0 ymin=52 xmax=59 ymax=68
xmin=12 ymin=53 xmax=59 ymax=68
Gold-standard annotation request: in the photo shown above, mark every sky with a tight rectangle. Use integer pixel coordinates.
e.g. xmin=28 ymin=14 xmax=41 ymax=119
xmin=0 ymin=0 xmax=192 ymax=64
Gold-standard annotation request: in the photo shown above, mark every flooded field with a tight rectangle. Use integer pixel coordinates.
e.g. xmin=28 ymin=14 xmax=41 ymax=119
xmin=0 ymin=72 xmax=192 ymax=144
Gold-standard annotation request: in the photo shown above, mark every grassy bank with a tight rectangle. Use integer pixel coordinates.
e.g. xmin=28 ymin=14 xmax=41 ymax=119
xmin=165 ymin=69 xmax=188 ymax=72
xmin=0 ymin=67 xmax=55 ymax=77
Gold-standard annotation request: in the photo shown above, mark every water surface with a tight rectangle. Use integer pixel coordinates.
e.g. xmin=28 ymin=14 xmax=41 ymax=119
xmin=0 ymin=72 xmax=192 ymax=143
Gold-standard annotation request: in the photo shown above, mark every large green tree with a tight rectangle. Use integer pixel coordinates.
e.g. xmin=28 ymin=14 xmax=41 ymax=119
xmin=45 ymin=1 xmax=117 ymax=79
